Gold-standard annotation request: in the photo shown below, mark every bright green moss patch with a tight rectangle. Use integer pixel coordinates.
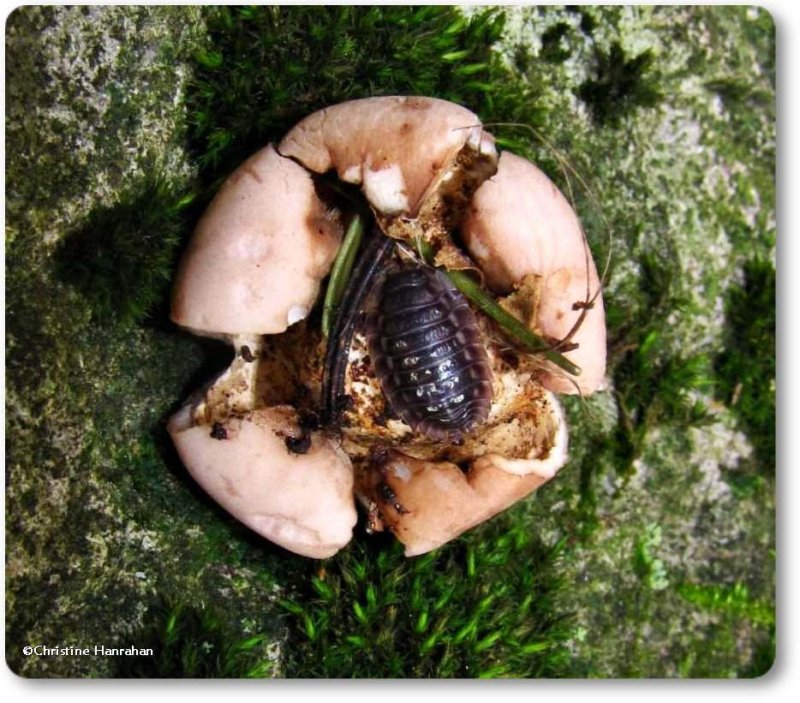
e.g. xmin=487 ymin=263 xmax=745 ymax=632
xmin=677 ymin=582 xmax=774 ymax=628
xmin=675 ymin=581 xmax=775 ymax=678
xmin=187 ymin=6 xmax=507 ymax=165
xmin=185 ymin=5 xmax=544 ymax=176
xmin=278 ymin=523 xmax=573 ymax=678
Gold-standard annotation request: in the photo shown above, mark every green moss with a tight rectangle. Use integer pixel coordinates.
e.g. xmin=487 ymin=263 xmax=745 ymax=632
xmin=577 ymin=41 xmax=663 ymax=126
xmin=278 ymin=522 xmax=573 ymax=678
xmin=185 ymin=5 xmax=544 ymax=177
xmin=53 ymin=171 xmax=194 ymax=327
xmin=539 ymin=22 xmax=572 ymax=63
xmin=188 ymin=6 xmax=503 ymax=173
xmin=578 ymin=235 xmax=717 ymax=504
xmin=5 ymin=6 xmax=203 ymax=245
xmin=714 ymin=259 xmax=775 ymax=473
xmin=632 ymin=524 xmax=669 ymax=591
xmin=675 ymin=582 xmax=775 ymax=677
xmin=572 ymin=7 xmax=597 ymax=35
xmin=112 ymin=601 xmax=276 ymax=678
xmin=677 ymin=582 xmax=773 ymax=627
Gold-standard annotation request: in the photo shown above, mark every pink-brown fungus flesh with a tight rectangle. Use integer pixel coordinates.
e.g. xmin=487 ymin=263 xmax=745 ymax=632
xmin=168 ymin=96 xmax=606 ymax=558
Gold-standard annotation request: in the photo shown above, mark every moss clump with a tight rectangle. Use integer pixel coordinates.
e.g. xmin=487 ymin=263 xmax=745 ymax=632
xmin=539 ymin=22 xmax=572 ymax=63
xmin=677 ymin=582 xmax=773 ymax=628
xmin=675 ymin=581 xmax=775 ymax=678
xmin=577 ymin=41 xmax=663 ymax=126
xmin=5 ymin=4 xmax=775 ymax=679
xmin=185 ymin=5 xmax=544 ymax=177
xmin=714 ymin=259 xmax=775 ymax=472
xmin=112 ymin=601 xmax=276 ymax=678
xmin=277 ymin=521 xmax=572 ymax=678
xmin=54 ymin=172 xmax=194 ymax=327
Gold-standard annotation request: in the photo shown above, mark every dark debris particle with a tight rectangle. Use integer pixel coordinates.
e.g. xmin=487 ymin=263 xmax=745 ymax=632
xmin=500 ymin=349 xmax=520 ymax=369
xmin=210 ymin=422 xmax=228 ymax=440
xmin=285 ymin=434 xmax=312 ymax=455
xmin=335 ymin=394 xmax=355 ymax=412
xmin=298 ymin=410 xmax=320 ymax=432
xmin=240 ymin=345 xmax=255 ymax=362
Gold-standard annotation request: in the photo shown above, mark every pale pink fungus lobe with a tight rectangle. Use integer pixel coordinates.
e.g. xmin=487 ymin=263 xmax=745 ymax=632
xmin=171 ymin=144 xmax=342 ymax=338
xmin=462 ymin=152 xmax=607 ymax=395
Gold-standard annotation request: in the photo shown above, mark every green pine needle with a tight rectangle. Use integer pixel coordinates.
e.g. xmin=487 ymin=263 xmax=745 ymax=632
xmin=321 ymin=214 xmax=366 ymax=338
xmin=414 ymin=238 xmax=581 ymax=377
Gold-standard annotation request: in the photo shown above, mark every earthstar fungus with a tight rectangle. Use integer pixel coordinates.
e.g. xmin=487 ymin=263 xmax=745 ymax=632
xmin=168 ymin=96 xmax=607 ymax=558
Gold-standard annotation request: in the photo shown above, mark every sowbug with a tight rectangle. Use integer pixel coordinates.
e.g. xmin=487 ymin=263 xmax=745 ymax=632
xmin=321 ymin=231 xmax=493 ymax=444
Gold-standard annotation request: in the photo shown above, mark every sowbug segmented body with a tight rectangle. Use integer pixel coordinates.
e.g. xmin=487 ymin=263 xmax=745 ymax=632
xmin=367 ymin=266 xmax=493 ymax=442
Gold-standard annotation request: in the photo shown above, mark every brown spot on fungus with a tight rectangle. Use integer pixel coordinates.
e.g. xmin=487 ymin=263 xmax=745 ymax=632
xmin=240 ymin=345 xmax=255 ymax=362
